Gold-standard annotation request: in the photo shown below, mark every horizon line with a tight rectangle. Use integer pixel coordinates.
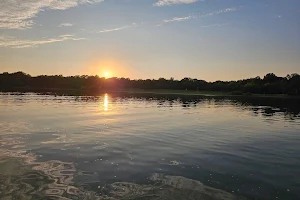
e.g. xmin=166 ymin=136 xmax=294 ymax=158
xmin=1 ymin=71 xmax=298 ymax=83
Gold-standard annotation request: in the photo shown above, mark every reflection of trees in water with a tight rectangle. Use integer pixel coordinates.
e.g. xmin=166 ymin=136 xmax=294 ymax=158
xmin=228 ymin=96 xmax=300 ymax=120
xmin=113 ymin=94 xmax=300 ymax=120
xmin=58 ymin=93 xmax=300 ymax=119
xmin=7 ymin=93 xmax=300 ymax=120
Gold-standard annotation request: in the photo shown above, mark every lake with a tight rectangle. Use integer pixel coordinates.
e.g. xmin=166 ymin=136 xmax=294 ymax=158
xmin=0 ymin=93 xmax=299 ymax=200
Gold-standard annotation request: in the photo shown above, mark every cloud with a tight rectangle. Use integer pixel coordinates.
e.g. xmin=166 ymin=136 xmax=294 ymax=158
xmin=154 ymin=0 xmax=198 ymax=7
xmin=0 ymin=0 xmax=103 ymax=29
xmin=162 ymin=7 xmax=237 ymax=24
xmin=201 ymin=23 xmax=228 ymax=28
xmin=163 ymin=16 xmax=193 ymax=23
xmin=0 ymin=34 xmax=85 ymax=48
xmin=96 ymin=23 xmax=137 ymax=33
xmin=59 ymin=23 xmax=74 ymax=27
xmin=204 ymin=8 xmax=237 ymax=16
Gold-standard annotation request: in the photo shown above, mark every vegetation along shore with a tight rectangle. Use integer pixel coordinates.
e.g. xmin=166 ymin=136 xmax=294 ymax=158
xmin=1 ymin=72 xmax=299 ymax=96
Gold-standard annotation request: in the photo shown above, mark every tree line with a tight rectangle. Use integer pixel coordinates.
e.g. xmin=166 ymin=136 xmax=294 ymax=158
xmin=0 ymin=72 xmax=299 ymax=95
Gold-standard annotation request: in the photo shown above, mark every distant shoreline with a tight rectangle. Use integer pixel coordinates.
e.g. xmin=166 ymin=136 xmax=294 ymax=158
xmin=1 ymin=72 xmax=299 ymax=96
xmin=1 ymin=88 xmax=298 ymax=98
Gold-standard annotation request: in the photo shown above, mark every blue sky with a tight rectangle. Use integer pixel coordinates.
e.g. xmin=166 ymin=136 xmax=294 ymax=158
xmin=0 ymin=0 xmax=299 ymax=81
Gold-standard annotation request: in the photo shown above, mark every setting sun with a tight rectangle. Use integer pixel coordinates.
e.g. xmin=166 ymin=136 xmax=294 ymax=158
xmin=105 ymin=72 xmax=109 ymax=78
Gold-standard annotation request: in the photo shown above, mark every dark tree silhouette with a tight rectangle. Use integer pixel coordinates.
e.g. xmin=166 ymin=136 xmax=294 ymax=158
xmin=0 ymin=72 xmax=299 ymax=96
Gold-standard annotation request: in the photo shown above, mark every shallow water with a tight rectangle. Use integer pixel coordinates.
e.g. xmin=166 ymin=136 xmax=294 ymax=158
xmin=0 ymin=93 xmax=299 ymax=200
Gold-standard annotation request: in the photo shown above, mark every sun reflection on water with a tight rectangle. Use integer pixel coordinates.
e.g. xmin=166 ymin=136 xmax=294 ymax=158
xmin=104 ymin=93 xmax=109 ymax=111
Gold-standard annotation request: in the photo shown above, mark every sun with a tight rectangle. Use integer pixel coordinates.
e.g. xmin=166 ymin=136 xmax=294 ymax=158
xmin=105 ymin=72 xmax=109 ymax=78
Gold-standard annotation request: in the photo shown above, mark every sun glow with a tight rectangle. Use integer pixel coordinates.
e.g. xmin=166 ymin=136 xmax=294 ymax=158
xmin=87 ymin=59 xmax=131 ymax=79
xmin=105 ymin=72 xmax=109 ymax=78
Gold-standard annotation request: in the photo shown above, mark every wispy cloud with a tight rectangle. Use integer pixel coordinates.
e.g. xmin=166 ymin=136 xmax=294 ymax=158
xmin=58 ymin=23 xmax=74 ymax=27
xmin=201 ymin=23 xmax=228 ymax=28
xmin=162 ymin=7 xmax=237 ymax=24
xmin=0 ymin=0 xmax=103 ymax=29
xmin=154 ymin=0 xmax=199 ymax=7
xmin=206 ymin=8 xmax=237 ymax=16
xmin=163 ymin=16 xmax=193 ymax=23
xmin=96 ymin=23 xmax=137 ymax=33
xmin=105 ymin=8 xmax=235 ymax=30
xmin=0 ymin=34 xmax=85 ymax=48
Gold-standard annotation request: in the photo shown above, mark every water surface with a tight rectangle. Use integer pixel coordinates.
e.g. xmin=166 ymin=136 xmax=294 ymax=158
xmin=0 ymin=93 xmax=299 ymax=200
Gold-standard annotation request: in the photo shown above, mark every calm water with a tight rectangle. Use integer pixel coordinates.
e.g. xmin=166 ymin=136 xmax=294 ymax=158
xmin=0 ymin=93 xmax=300 ymax=200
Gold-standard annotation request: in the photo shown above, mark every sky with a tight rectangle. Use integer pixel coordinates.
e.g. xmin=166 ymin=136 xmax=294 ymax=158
xmin=0 ymin=0 xmax=299 ymax=81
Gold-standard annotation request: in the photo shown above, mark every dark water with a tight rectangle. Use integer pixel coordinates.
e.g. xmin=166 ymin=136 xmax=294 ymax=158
xmin=0 ymin=93 xmax=299 ymax=200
